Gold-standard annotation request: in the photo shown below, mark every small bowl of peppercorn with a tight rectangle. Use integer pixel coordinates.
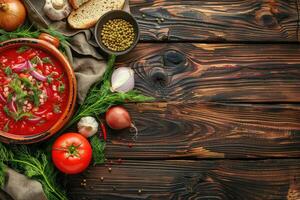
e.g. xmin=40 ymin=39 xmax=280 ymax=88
xmin=94 ymin=10 xmax=140 ymax=56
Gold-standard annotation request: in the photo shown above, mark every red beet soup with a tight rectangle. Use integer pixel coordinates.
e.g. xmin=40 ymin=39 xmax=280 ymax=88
xmin=0 ymin=45 xmax=69 ymax=135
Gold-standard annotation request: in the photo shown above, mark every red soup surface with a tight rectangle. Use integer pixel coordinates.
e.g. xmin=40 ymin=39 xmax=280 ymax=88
xmin=0 ymin=45 xmax=69 ymax=135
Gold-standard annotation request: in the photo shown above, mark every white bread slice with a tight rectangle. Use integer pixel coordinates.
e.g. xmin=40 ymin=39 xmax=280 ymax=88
xmin=68 ymin=0 xmax=125 ymax=29
xmin=69 ymin=0 xmax=90 ymax=9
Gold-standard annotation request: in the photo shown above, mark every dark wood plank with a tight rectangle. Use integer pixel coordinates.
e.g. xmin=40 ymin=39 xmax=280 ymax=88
xmin=131 ymin=0 xmax=300 ymax=42
xmin=105 ymin=103 xmax=300 ymax=159
xmin=67 ymin=159 xmax=300 ymax=200
xmin=117 ymin=43 xmax=300 ymax=102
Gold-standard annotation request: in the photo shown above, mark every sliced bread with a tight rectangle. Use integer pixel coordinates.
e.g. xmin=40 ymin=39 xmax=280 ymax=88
xmin=68 ymin=0 xmax=125 ymax=29
xmin=69 ymin=0 xmax=90 ymax=9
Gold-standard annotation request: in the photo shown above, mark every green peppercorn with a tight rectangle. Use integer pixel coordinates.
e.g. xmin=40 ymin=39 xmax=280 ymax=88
xmin=100 ymin=19 xmax=135 ymax=52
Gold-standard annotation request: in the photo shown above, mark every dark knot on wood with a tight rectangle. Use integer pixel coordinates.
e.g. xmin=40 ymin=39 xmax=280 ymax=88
xmin=255 ymin=7 xmax=278 ymax=28
xmin=257 ymin=12 xmax=277 ymax=28
xmin=149 ymin=67 xmax=168 ymax=87
xmin=164 ymin=50 xmax=184 ymax=65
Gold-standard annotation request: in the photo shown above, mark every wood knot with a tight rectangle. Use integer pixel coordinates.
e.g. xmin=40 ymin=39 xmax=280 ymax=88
xmin=255 ymin=6 xmax=278 ymax=28
xmin=149 ymin=67 xmax=168 ymax=87
xmin=164 ymin=50 xmax=184 ymax=65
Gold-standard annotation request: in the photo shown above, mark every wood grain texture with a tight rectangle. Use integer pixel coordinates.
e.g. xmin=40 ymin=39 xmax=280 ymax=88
xmin=67 ymin=159 xmax=300 ymax=200
xmin=104 ymin=103 xmax=300 ymax=159
xmin=131 ymin=0 xmax=300 ymax=42
xmin=116 ymin=43 xmax=300 ymax=102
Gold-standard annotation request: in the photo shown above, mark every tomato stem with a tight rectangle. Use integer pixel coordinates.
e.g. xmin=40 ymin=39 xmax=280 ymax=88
xmin=53 ymin=143 xmax=82 ymax=158
xmin=68 ymin=144 xmax=79 ymax=155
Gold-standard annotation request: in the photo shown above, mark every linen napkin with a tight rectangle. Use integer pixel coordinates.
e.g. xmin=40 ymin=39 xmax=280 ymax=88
xmin=0 ymin=168 xmax=47 ymax=200
xmin=1 ymin=0 xmax=130 ymax=199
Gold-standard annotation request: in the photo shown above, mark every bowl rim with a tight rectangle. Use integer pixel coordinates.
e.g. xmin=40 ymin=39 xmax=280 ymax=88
xmin=0 ymin=38 xmax=77 ymax=144
xmin=94 ymin=10 xmax=140 ymax=56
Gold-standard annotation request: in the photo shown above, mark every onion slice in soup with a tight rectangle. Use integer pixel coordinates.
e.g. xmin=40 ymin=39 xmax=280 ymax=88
xmin=12 ymin=61 xmax=28 ymax=72
xmin=8 ymin=97 xmax=17 ymax=113
xmin=0 ymin=93 xmax=6 ymax=103
xmin=30 ymin=70 xmax=47 ymax=82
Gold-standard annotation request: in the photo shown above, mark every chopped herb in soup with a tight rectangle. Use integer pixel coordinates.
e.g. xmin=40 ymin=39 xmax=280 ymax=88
xmin=0 ymin=45 xmax=69 ymax=135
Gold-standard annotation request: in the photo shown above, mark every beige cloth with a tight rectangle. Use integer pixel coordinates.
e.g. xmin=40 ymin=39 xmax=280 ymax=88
xmin=0 ymin=168 xmax=47 ymax=200
xmin=1 ymin=0 xmax=130 ymax=199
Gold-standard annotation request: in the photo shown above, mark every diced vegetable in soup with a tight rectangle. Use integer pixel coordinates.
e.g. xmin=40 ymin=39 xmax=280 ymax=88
xmin=0 ymin=45 xmax=68 ymax=135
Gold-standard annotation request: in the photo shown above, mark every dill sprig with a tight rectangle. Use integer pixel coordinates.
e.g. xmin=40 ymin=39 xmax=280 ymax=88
xmin=90 ymin=135 xmax=106 ymax=165
xmin=0 ymin=25 xmax=70 ymax=52
xmin=0 ymin=25 xmax=40 ymax=42
xmin=0 ymin=143 xmax=67 ymax=200
xmin=0 ymin=162 xmax=5 ymax=187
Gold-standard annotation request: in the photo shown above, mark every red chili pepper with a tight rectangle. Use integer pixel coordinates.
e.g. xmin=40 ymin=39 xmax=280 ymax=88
xmin=100 ymin=122 xmax=107 ymax=141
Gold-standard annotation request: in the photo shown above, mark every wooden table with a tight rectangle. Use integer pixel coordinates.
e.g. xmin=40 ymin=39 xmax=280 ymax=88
xmin=68 ymin=1 xmax=300 ymax=199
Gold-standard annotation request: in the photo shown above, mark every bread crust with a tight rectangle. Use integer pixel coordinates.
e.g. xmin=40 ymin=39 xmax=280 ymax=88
xmin=69 ymin=0 xmax=78 ymax=9
xmin=68 ymin=0 xmax=125 ymax=29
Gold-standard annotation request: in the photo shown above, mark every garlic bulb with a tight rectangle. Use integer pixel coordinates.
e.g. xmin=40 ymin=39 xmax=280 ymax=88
xmin=77 ymin=116 xmax=99 ymax=138
xmin=43 ymin=0 xmax=72 ymax=21
xmin=111 ymin=67 xmax=135 ymax=93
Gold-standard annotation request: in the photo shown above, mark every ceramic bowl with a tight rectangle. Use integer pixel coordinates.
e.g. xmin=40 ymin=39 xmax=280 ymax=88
xmin=0 ymin=34 xmax=77 ymax=144
xmin=94 ymin=10 xmax=140 ymax=56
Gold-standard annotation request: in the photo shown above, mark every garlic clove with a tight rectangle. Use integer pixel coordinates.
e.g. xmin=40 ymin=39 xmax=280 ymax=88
xmin=111 ymin=67 xmax=135 ymax=93
xmin=52 ymin=0 xmax=65 ymax=9
xmin=77 ymin=116 xmax=99 ymax=138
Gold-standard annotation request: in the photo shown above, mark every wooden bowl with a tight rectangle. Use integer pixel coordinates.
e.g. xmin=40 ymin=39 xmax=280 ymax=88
xmin=0 ymin=35 xmax=77 ymax=144
xmin=94 ymin=10 xmax=140 ymax=56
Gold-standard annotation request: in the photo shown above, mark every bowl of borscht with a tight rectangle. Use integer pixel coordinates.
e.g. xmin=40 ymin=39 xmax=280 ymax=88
xmin=0 ymin=33 xmax=76 ymax=144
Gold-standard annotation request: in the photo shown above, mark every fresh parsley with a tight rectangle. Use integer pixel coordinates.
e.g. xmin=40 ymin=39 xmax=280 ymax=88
xmin=3 ymin=121 xmax=9 ymax=132
xmin=9 ymin=78 xmax=27 ymax=102
xmin=20 ymin=77 xmax=33 ymax=88
xmin=3 ymin=106 xmax=10 ymax=117
xmin=58 ymin=83 xmax=65 ymax=93
xmin=3 ymin=105 xmax=31 ymax=121
xmin=7 ymin=93 xmax=13 ymax=103
xmin=4 ymin=67 xmax=12 ymax=76
xmin=14 ymin=112 xmax=33 ymax=121
xmin=17 ymin=46 xmax=30 ymax=53
xmin=30 ymin=56 xmax=39 ymax=65
xmin=47 ymin=77 xmax=53 ymax=84
xmin=32 ymin=87 xmax=41 ymax=107
xmin=42 ymin=57 xmax=53 ymax=65
xmin=90 ymin=135 xmax=106 ymax=165
xmin=53 ymin=105 xmax=61 ymax=114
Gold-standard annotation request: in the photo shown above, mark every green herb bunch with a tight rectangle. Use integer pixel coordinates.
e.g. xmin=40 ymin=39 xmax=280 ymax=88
xmin=0 ymin=143 xmax=67 ymax=200
xmin=0 ymin=26 xmax=40 ymax=41
xmin=0 ymin=25 xmax=70 ymax=52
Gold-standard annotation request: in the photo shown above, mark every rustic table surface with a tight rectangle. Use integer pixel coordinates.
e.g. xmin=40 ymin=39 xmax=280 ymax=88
xmin=67 ymin=1 xmax=300 ymax=199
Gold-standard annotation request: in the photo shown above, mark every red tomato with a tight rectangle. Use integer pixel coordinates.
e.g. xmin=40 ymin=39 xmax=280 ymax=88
xmin=52 ymin=133 xmax=92 ymax=174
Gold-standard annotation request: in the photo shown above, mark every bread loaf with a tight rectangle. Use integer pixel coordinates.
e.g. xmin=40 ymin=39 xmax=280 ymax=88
xmin=68 ymin=0 xmax=125 ymax=29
